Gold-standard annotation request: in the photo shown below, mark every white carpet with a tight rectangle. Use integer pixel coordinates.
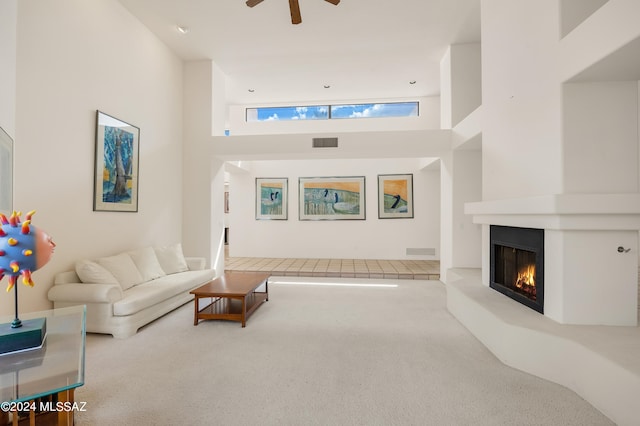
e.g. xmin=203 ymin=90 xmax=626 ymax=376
xmin=74 ymin=277 xmax=613 ymax=425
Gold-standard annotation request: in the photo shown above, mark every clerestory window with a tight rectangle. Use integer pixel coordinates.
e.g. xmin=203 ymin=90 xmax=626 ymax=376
xmin=246 ymin=101 xmax=418 ymax=122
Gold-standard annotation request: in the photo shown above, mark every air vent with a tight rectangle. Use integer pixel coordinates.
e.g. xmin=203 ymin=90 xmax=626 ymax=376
xmin=312 ymin=137 xmax=338 ymax=148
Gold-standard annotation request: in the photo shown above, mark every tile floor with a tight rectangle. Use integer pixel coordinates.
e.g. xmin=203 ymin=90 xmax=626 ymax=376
xmin=225 ymin=254 xmax=440 ymax=280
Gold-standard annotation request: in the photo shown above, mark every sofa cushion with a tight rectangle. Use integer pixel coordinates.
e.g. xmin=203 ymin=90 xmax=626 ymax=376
xmin=75 ymin=260 xmax=118 ymax=285
xmin=154 ymin=243 xmax=189 ymax=275
xmin=112 ymin=269 xmax=214 ymax=316
xmin=128 ymin=247 xmax=165 ymax=282
xmin=97 ymin=253 xmax=144 ymax=290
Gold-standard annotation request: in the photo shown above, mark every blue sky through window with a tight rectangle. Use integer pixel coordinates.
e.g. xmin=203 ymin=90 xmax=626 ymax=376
xmin=246 ymin=102 xmax=418 ymax=122
xmin=331 ymin=102 xmax=418 ymax=119
xmin=251 ymin=106 xmax=329 ymax=121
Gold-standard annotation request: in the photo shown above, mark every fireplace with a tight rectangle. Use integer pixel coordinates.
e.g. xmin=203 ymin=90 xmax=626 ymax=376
xmin=490 ymin=225 xmax=544 ymax=314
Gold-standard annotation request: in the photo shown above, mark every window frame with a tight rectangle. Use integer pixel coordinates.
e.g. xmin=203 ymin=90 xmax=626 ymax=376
xmin=246 ymin=101 xmax=419 ymax=122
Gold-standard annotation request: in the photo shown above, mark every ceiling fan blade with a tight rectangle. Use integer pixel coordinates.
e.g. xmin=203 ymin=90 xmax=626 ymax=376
xmin=246 ymin=0 xmax=264 ymax=7
xmin=289 ymin=0 xmax=302 ymax=24
xmin=325 ymin=0 xmax=340 ymax=5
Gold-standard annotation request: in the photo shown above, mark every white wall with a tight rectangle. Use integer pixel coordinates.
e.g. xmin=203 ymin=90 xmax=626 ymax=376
xmin=440 ymin=153 xmax=453 ymax=276
xmin=182 ymin=60 xmax=227 ymax=274
xmin=0 ymin=0 xmax=17 ymax=136
xmin=479 ymin=0 xmax=640 ymax=203
xmin=227 ymin=96 xmax=440 ymax=136
xmin=183 ymin=61 xmax=214 ymax=266
xmin=228 ymin=158 xmax=440 ymax=260
xmin=452 ymin=150 xmax=482 ymax=267
xmin=212 ymin=129 xmax=452 ymax=162
xmin=10 ymin=0 xmax=184 ymax=312
xmin=559 ymin=0 xmax=608 ymax=38
xmin=481 ymin=0 xmax=563 ymax=200
xmin=441 ymin=44 xmax=482 ymax=129
xmin=563 ymin=81 xmax=639 ymax=193
xmin=212 ymin=61 xmax=227 ymax=136
xmin=440 ymin=49 xmax=452 ymax=130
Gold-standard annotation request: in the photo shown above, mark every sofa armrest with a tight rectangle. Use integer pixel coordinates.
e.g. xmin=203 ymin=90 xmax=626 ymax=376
xmin=48 ymin=283 xmax=123 ymax=304
xmin=185 ymin=257 xmax=206 ymax=271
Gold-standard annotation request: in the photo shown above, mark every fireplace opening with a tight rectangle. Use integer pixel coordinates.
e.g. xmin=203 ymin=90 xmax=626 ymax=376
xmin=490 ymin=226 xmax=544 ymax=314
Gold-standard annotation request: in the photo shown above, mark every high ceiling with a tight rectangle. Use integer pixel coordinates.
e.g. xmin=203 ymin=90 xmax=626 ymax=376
xmin=117 ymin=0 xmax=481 ymax=105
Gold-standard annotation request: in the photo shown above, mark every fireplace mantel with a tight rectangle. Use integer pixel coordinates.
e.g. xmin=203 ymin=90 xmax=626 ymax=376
xmin=465 ymin=193 xmax=640 ymax=230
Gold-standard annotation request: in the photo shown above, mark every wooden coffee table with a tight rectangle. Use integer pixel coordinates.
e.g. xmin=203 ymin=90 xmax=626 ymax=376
xmin=190 ymin=272 xmax=270 ymax=327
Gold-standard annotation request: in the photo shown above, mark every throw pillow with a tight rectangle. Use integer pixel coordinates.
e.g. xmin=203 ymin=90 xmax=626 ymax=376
xmin=154 ymin=243 xmax=189 ymax=275
xmin=75 ymin=259 xmax=118 ymax=285
xmin=97 ymin=253 xmax=145 ymax=290
xmin=128 ymin=247 xmax=166 ymax=282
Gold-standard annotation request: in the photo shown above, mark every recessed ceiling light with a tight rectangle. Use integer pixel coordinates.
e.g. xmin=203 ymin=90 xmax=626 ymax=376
xmin=409 ymin=80 xmax=416 ymax=85
xmin=248 ymin=89 xmax=255 ymax=93
xmin=323 ymin=85 xmax=331 ymax=89
xmin=176 ymin=26 xmax=190 ymax=34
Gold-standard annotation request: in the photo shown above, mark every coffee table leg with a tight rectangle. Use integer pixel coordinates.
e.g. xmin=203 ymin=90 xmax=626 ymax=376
xmin=266 ymin=279 xmax=269 ymax=301
xmin=242 ymin=296 xmax=247 ymax=327
xmin=193 ymin=296 xmax=199 ymax=326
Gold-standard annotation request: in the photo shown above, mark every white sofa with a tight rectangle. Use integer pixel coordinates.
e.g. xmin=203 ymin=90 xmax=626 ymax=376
xmin=47 ymin=244 xmax=216 ymax=338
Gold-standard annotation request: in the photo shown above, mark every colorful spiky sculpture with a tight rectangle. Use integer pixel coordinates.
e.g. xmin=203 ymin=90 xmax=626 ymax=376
xmin=0 ymin=211 xmax=55 ymax=329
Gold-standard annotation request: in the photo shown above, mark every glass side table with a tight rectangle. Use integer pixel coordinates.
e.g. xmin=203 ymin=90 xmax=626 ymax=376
xmin=0 ymin=305 xmax=85 ymax=426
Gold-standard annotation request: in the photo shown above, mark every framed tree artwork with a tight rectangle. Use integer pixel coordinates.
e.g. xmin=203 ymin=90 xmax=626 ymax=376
xmin=94 ymin=111 xmax=140 ymax=212
xmin=378 ymin=174 xmax=413 ymax=219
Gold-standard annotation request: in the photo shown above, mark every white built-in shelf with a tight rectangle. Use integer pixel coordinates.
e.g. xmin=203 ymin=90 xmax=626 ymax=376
xmin=452 ymin=105 xmax=482 ymax=151
xmin=560 ymin=1 xmax=640 ymax=83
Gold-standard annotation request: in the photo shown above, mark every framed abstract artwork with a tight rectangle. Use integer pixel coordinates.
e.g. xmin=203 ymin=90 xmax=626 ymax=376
xmin=378 ymin=174 xmax=414 ymax=219
xmin=94 ymin=111 xmax=140 ymax=212
xmin=0 ymin=127 xmax=13 ymax=215
xmin=299 ymin=176 xmax=365 ymax=220
xmin=256 ymin=178 xmax=288 ymax=220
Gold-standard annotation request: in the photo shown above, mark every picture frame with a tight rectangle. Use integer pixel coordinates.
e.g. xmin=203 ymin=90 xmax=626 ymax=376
xmin=378 ymin=174 xmax=414 ymax=219
xmin=0 ymin=127 xmax=13 ymax=215
xmin=299 ymin=176 xmax=365 ymax=220
xmin=94 ymin=111 xmax=140 ymax=212
xmin=256 ymin=178 xmax=288 ymax=220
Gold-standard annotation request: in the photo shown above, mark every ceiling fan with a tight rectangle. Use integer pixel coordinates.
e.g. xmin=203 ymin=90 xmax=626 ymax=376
xmin=246 ymin=0 xmax=340 ymax=25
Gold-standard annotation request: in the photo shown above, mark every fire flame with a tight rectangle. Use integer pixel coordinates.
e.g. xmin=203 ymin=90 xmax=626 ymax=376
xmin=515 ymin=264 xmax=536 ymax=297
